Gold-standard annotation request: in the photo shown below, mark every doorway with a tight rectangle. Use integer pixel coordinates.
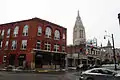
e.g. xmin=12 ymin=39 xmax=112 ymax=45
xmin=9 ymin=54 xmax=16 ymax=65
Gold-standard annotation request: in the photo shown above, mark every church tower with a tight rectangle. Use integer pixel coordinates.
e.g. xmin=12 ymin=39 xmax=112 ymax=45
xmin=73 ymin=10 xmax=86 ymax=45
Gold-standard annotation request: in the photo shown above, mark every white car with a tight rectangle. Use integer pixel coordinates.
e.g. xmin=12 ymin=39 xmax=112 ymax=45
xmin=79 ymin=68 xmax=120 ymax=80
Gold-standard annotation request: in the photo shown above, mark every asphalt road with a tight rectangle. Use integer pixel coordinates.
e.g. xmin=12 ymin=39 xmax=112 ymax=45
xmin=0 ymin=71 xmax=78 ymax=80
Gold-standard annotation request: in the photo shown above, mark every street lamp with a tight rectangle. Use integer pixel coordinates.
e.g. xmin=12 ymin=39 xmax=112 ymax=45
xmin=104 ymin=33 xmax=117 ymax=70
xmin=118 ymin=13 xmax=120 ymax=25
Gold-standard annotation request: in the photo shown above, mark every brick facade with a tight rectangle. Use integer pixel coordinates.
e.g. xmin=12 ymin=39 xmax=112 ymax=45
xmin=0 ymin=18 xmax=67 ymax=69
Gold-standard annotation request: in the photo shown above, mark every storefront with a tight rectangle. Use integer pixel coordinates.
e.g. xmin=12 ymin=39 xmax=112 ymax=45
xmin=34 ymin=50 xmax=66 ymax=69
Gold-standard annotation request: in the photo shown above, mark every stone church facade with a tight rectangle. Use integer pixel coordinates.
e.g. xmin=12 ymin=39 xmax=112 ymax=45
xmin=73 ymin=11 xmax=86 ymax=45
xmin=67 ymin=11 xmax=101 ymax=67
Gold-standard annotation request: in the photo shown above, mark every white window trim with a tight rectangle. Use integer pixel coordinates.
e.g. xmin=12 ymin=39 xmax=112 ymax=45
xmin=21 ymin=40 xmax=27 ymax=50
xmin=12 ymin=40 xmax=17 ymax=50
xmin=3 ymin=56 xmax=7 ymax=63
xmin=5 ymin=41 xmax=9 ymax=50
xmin=63 ymin=34 xmax=65 ymax=40
xmin=13 ymin=26 xmax=19 ymax=37
xmin=54 ymin=44 xmax=59 ymax=52
xmin=7 ymin=29 xmax=11 ymax=38
xmin=62 ymin=45 xmax=65 ymax=52
xmin=45 ymin=42 xmax=51 ymax=51
xmin=36 ymin=40 xmax=41 ymax=49
xmin=45 ymin=27 xmax=51 ymax=38
xmin=37 ymin=26 xmax=42 ymax=36
xmin=23 ymin=25 xmax=28 ymax=36
xmin=54 ymin=30 xmax=60 ymax=40
xmin=1 ymin=30 xmax=4 ymax=37
xmin=0 ymin=41 xmax=3 ymax=49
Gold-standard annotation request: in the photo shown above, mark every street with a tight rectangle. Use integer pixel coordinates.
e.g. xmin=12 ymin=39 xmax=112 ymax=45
xmin=0 ymin=71 xmax=78 ymax=80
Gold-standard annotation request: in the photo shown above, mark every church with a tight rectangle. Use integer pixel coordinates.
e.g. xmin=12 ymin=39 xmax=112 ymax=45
xmin=67 ymin=11 xmax=101 ymax=67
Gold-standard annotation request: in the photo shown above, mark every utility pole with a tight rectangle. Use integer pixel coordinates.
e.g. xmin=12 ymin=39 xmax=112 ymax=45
xmin=112 ymin=34 xmax=117 ymax=70
xmin=104 ymin=33 xmax=117 ymax=70
xmin=118 ymin=13 xmax=120 ymax=25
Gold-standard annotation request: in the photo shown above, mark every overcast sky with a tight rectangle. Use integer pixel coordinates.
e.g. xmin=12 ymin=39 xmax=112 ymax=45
xmin=0 ymin=0 xmax=120 ymax=47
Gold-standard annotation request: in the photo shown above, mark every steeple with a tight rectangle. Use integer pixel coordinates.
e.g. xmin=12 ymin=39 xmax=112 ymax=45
xmin=73 ymin=10 xmax=86 ymax=45
xmin=78 ymin=10 xmax=80 ymax=17
xmin=75 ymin=10 xmax=83 ymax=27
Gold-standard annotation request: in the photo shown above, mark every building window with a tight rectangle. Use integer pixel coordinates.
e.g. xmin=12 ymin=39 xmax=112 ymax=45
xmin=45 ymin=27 xmax=51 ymax=38
xmin=0 ymin=41 xmax=3 ymax=49
xmin=23 ymin=25 xmax=28 ymax=36
xmin=36 ymin=40 xmax=41 ymax=49
xmin=62 ymin=45 xmax=65 ymax=52
xmin=54 ymin=44 xmax=59 ymax=52
xmin=0 ymin=30 xmax=1 ymax=34
xmin=37 ymin=26 xmax=42 ymax=36
xmin=7 ymin=29 xmax=11 ymax=38
xmin=80 ymin=30 xmax=83 ymax=38
xmin=12 ymin=40 xmax=17 ymax=50
xmin=54 ymin=30 xmax=60 ymax=40
xmin=13 ymin=26 xmax=19 ymax=37
xmin=1 ymin=30 xmax=4 ymax=37
xmin=63 ymin=33 xmax=65 ymax=40
xmin=21 ymin=40 xmax=27 ymax=50
xmin=3 ymin=56 xmax=7 ymax=63
xmin=44 ymin=42 xmax=51 ymax=51
xmin=5 ymin=41 xmax=9 ymax=50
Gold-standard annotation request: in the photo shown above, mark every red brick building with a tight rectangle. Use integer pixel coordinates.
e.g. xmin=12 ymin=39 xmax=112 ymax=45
xmin=0 ymin=17 xmax=67 ymax=69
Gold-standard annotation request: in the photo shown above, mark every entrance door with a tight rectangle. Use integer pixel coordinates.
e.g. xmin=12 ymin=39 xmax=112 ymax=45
xmin=35 ymin=54 xmax=43 ymax=68
xmin=18 ymin=54 xmax=26 ymax=66
xmin=9 ymin=54 xmax=16 ymax=65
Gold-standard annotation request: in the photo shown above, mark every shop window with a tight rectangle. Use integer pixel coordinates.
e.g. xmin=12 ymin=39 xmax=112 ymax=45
xmin=36 ymin=40 xmax=41 ymax=49
xmin=62 ymin=45 xmax=65 ymax=52
xmin=3 ymin=56 xmax=7 ymax=63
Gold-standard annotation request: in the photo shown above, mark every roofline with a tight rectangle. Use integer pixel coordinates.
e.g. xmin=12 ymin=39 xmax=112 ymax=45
xmin=0 ymin=17 xmax=67 ymax=30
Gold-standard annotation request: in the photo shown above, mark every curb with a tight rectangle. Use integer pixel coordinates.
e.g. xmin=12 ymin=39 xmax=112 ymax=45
xmin=0 ymin=69 xmax=67 ymax=73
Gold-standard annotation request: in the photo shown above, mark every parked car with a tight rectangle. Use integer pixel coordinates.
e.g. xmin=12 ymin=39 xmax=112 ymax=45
xmin=79 ymin=68 xmax=120 ymax=80
xmin=76 ymin=64 xmax=90 ymax=71
xmin=6 ymin=65 xmax=15 ymax=71
xmin=102 ymin=64 xmax=120 ymax=70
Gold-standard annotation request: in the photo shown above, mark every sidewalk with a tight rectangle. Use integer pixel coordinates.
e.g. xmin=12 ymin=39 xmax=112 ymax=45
xmin=0 ymin=68 xmax=66 ymax=73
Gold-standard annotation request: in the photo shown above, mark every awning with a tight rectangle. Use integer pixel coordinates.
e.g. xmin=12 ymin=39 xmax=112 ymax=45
xmin=18 ymin=54 xmax=26 ymax=59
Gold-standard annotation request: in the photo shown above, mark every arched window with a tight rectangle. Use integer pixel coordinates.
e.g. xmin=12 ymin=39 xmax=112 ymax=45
xmin=7 ymin=29 xmax=11 ymax=38
xmin=13 ymin=26 xmax=19 ymax=37
xmin=54 ymin=30 xmax=60 ymax=40
xmin=23 ymin=25 xmax=29 ymax=36
xmin=63 ymin=33 xmax=65 ymax=39
xmin=80 ymin=30 xmax=83 ymax=38
xmin=37 ymin=26 xmax=42 ymax=36
xmin=45 ymin=27 xmax=51 ymax=38
xmin=1 ymin=30 xmax=4 ymax=36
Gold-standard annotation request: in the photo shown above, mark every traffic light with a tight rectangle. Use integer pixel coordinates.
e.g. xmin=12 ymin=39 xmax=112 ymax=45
xmin=80 ymin=48 xmax=82 ymax=52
